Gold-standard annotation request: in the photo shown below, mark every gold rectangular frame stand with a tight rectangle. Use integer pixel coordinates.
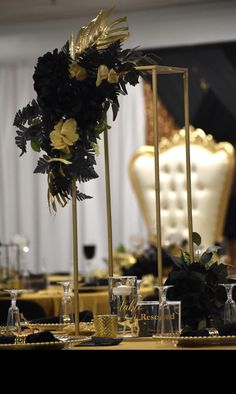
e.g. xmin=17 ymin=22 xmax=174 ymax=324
xmin=103 ymin=65 xmax=194 ymax=286
xmin=72 ymin=64 xmax=194 ymax=335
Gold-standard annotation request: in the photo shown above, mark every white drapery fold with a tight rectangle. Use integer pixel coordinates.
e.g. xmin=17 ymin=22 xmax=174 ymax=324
xmin=0 ymin=63 xmax=146 ymax=273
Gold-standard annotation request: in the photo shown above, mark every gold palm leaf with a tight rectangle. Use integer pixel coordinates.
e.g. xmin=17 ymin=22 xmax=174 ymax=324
xmin=47 ymin=171 xmax=69 ymax=213
xmin=73 ymin=9 xmax=129 ymax=56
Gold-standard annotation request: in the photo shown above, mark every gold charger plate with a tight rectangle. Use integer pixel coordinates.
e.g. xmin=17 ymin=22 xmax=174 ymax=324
xmin=0 ymin=336 xmax=90 ymax=350
xmin=122 ymin=336 xmax=154 ymax=342
xmin=26 ymin=322 xmax=95 ymax=335
xmin=152 ymin=335 xmax=236 ymax=347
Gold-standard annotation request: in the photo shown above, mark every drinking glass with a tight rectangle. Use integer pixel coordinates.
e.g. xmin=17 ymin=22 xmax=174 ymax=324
xmin=5 ymin=289 xmax=22 ymax=335
xmin=136 ymin=300 xmax=181 ymax=337
xmin=153 ymin=285 xmax=174 ymax=337
xmin=137 ymin=279 xmax=143 ymax=301
xmin=82 ymin=244 xmax=96 ymax=284
xmin=109 ymin=276 xmax=137 ymax=337
xmin=219 ymin=283 xmax=236 ymax=324
xmin=57 ymin=281 xmax=74 ymax=327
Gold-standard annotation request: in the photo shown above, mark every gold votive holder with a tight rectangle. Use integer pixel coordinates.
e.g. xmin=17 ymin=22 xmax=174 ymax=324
xmin=94 ymin=314 xmax=118 ymax=338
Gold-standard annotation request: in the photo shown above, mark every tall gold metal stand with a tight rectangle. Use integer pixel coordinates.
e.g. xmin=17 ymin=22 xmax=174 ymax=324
xmin=183 ymin=70 xmax=194 ymax=262
xmin=102 ymin=64 xmax=193 ymax=286
xmin=71 ymin=177 xmax=80 ymax=335
xmin=135 ymin=65 xmax=193 ymax=284
xmin=103 ymin=128 xmax=114 ymax=277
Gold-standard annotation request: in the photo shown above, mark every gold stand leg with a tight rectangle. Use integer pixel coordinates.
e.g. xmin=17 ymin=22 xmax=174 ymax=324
xmin=104 ymin=128 xmax=114 ymax=277
xmin=183 ymin=71 xmax=194 ymax=263
xmin=152 ymin=67 xmax=163 ymax=286
xmin=71 ymin=177 xmax=80 ymax=335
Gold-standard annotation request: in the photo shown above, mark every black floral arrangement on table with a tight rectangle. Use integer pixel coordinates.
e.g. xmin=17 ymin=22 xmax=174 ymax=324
xmin=165 ymin=232 xmax=233 ymax=331
xmin=14 ymin=9 xmax=156 ymax=212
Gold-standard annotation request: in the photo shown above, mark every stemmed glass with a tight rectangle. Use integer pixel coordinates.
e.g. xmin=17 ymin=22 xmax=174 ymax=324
xmin=219 ymin=283 xmax=236 ymax=324
xmin=83 ymin=244 xmax=96 ymax=284
xmin=154 ymin=285 xmax=174 ymax=337
xmin=137 ymin=279 xmax=143 ymax=301
xmin=57 ymin=281 xmax=74 ymax=327
xmin=5 ymin=289 xmax=22 ymax=335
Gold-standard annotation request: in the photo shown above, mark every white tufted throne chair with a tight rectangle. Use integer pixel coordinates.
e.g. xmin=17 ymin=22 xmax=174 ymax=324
xmin=129 ymin=127 xmax=235 ymax=249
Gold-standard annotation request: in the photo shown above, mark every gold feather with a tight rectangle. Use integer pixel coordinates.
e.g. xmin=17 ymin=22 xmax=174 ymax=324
xmin=69 ymin=32 xmax=75 ymax=60
xmin=47 ymin=172 xmax=70 ymax=213
xmin=74 ymin=9 xmax=129 ymax=55
xmin=47 ymin=158 xmax=72 ymax=165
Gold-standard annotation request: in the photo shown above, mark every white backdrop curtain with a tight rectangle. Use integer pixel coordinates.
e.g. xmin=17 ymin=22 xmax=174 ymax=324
xmin=0 ymin=63 xmax=147 ymax=274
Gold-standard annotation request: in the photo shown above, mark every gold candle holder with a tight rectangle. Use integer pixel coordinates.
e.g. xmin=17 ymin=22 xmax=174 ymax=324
xmin=94 ymin=314 xmax=118 ymax=338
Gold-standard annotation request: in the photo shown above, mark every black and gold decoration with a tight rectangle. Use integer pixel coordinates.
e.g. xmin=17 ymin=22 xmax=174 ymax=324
xmin=13 ymin=9 xmax=155 ymax=213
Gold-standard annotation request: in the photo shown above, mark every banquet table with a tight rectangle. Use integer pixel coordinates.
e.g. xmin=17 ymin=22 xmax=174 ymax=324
xmin=16 ymin=287 xmax=110 ymax=316
xmin=69 ymin=338 xmax=236 ymax=351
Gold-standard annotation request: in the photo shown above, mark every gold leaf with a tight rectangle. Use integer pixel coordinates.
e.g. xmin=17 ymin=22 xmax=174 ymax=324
xmin=96 ymin=33 xmax=129 ymax=49
xmin=56 ymin=193 xmax=68 ymax=208
xmin=47 ymin=188 xmax=56 ymax=214
xmin=47 ymin=158 xmax=72 ymax=165
xmin=74 ymin=9 xmax=129 ymax=55
xmin=47 ymin=172 xmax=70 ymax=213
xmin=108 ymin=27 xmax=129 ymax=35
xmin=69 ymin=32 xmax=75 ymax=60
xmin=109 ymin=16 xmax=128 ymax=29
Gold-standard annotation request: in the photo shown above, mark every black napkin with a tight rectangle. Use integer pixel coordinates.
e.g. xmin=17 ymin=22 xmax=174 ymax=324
xmin=25 ymin=331 xmax=59 ymax=343
xmin=0 ymin=331 xmax=59 ymax=345
xmin=181 ymin=322 xmax=236 ymax=337
xmin=75 ymin=336 xmax=123 ymax=347
xmin=0 ymin=335 xmax=15 ymax=344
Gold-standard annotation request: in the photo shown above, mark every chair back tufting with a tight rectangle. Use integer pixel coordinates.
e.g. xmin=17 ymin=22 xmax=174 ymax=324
xmin=129 ymin=127 xmax=235 ymax=249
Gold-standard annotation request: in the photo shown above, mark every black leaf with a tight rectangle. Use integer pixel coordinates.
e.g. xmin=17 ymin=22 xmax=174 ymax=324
xmin=192 ymin=232 xmax=201 ymax=246
xmin=34 ymin=155 xmax=50 ymax=174
xmin=112 ymin=102 xmax=119 ymax=121
xmin=15 ymin=129 xmax=28 ymax=156
xmin=199 ymin=251 xmax=213 ymax=265
xmin=13 ymin=100 xmax=40 ymax=127
xmin=76 ymin=191 xmax=92 ymax=201
xmin=119 ymin=78 xmax=128 ymax=95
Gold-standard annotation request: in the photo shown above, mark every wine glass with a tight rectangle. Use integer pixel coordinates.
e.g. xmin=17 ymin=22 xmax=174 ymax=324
xmin=137 ymin=279 xmax=143 ymax=301
xmin=82 ymin=244 xmax=96 ymax=284
xmin=5 ymin=289 xmax=22 ymax=335
xmin=219 ymin=283 xmax=236 ymax=324
xmin=57 ymin=281 xmax=74 ymax=327
xmin=153 ymin=285 xmax=174 ymax=337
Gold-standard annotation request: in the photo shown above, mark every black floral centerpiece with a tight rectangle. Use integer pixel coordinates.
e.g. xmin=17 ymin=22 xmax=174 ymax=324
xmin=13 ymin=9 xmax=158 ymax=335
xmin=165 ymin=232 xmax=230 ymax=330
xmin=13 ymin=8 xmax=155 ymax=212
